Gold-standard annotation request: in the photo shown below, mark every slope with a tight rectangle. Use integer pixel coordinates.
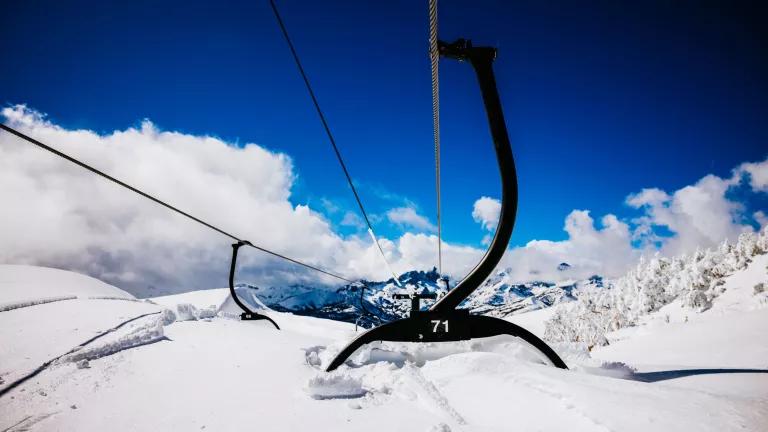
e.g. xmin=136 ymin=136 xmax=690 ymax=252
xmin=1 ymin=265 xmax=766 ymax=431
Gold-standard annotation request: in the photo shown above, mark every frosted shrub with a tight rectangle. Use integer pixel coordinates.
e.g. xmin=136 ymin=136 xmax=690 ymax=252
xmin=544 ymin=292 xmax=615 ymax=348
xmin=544 ymin=226 xmax=768 ymax=344
xmin=683 ymin=289 xmax=711 ymax=312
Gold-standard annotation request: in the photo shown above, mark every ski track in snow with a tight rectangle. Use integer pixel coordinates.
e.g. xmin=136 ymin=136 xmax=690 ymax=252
xmin=506 ymin=370 xmax=613 ymax=432
xmin=0 ymin=311 xmax=162 ymax=398
xmin=0 ymin=296 xmax=77 ymax=313
xmin=1 ymin=412 xmax=58 ymax=432
xmin=56 ymin=315 xmax=169 ymax=365
xmin=1 ymin=296 xmax=150 ymax=313
xmin=402 ymin=363 xmax=467 ymax=426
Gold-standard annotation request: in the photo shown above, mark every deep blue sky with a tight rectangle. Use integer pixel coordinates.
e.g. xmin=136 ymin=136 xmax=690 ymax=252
xmin=2 ymin=0 xmax=766 ymax=247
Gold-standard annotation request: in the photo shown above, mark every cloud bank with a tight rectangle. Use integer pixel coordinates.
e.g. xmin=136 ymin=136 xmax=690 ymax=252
xmin=1 ymin=105 xmax=765 ymax=295
xmin=499 ymin=157 xmax=766 ymax=282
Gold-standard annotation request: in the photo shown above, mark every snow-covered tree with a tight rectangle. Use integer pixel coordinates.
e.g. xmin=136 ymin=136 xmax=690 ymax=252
xmin=544 ymin=226 xmax=768 ymax=346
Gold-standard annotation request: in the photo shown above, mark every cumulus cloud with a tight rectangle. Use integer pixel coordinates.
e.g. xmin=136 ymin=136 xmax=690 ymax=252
xmin=755 ymin=211 xmax=768 ymax=229
xmin=339 ymin=211 xmax=364 ymax=229
xmin=472 ymin=197 xmax=501 ymax=231
xmin=735 ymin=159 xmax=768 ymax=192
xmin=472 ymin=197 xmax=501 ymax=245
xmin=501 ymin=211 xmax=639 ymax=281
xmin=0 ymin=105 xmax=398 ymax=295
xmin=2 ymin=105 xmax=765 ymax=295
xmin=0 ymin=105 xmax=486 ymax=295
xmin=386 ymin=206 xmax=436 ymax=232
xmin=626 ymin=172 xmax=758 ymax=256
xmin=476 ymin=155 xmax=768 ymax=282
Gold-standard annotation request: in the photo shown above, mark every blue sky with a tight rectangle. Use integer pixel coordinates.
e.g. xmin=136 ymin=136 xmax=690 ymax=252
xmin=2 ymin=0 xmax=766 ymax=250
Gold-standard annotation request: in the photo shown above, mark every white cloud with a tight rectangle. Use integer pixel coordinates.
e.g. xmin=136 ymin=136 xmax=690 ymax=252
xmin=319 ymin=197 xmax=340 ymax=214
xmin=625 ymin=188 xmax=670 ymax=208
xmin=735 ymin=158 xmax=768 ymax=192
xmin=626 ymin=174 xmax=754 ymax=256
xmin=483 ymin=156 xmax=768 ymax=282
xmin=386 ymin=207 xmax=436 ymax=232
xmin=339 ymin=211 xmax=364 ymax=229
xmin=501 ymin=210 xmax=639 ymax=281
xmin=0 ymin=105 xmax=389 ymax=295
xmin=395 ymin=233 xmax=482 ymax=278
xmin=0 ymin=105 xmax=480 ymax=295
xmin=755 ymin=211 xmax=768 ymax=229
xmin=472 ymin=197 xmax=501 ymax=231
xmin=2 ymin=105 xmax=765 ymax=295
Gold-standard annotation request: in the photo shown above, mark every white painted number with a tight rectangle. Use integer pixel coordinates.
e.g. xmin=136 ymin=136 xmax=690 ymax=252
xmin=431 ymin=320 xmax=440 ymax=332
xmin=430 ymin=320 xmax=450 ymax=333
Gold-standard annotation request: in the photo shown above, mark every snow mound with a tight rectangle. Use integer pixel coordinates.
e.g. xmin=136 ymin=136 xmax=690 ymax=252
xmin=305 ymin=371 xmax=367 ymax=399
xmin=320 ymin=335 xmax=566 ymax=370
xmin=151 ymin=286 xmax=271 ymax=320
xmin=0 ymin=264 xmax=134 ymax=304
xmin=58 ymin=314 xmax=167 ymax=364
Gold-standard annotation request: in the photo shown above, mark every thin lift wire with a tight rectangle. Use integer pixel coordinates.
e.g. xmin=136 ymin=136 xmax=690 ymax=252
xmin=0 ymin=123 xmax=355 ymax=284
xmin=429 ymin=0 xmax=443 ymax=276
xmin=268 ymin=0 xmax=400 ymax=285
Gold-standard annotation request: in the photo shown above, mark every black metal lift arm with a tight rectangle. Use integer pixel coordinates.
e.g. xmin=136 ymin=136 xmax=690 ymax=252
xmin=324 ymin=40 xmax=568 ymax=372
xmin=431 ymin=39 xmax=517 ymax=313
xmin=229 ymin=241 xmax=280 ymax=329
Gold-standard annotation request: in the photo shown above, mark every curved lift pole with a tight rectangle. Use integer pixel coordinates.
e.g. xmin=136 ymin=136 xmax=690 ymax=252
xmin=229 ymin=240 xmax=280 ymax=329
xmin=326 ymin=39 xmax=568 ymax=371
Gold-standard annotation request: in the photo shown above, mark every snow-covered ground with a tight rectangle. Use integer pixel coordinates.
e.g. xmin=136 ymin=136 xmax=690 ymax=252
xmin=1 ymin=262 xmax=766 ymax=431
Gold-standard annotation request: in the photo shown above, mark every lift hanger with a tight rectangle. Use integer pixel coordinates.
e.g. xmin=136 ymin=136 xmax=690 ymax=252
xmin=326 ymin=39 xmax=568 ymax=371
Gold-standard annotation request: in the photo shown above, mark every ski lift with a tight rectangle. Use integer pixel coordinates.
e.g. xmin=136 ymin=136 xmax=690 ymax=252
xmin=325 ymin=39 xmax=568 ymax=371
xmin=228 ymin=240 xmax=280 ymax=329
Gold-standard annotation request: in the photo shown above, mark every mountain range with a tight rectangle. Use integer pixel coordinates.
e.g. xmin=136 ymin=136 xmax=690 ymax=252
xmin=241 ymin=264 xmax=603 ymax=327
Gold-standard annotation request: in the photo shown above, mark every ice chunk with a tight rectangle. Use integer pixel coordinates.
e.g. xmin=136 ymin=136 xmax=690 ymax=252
xmin=305 ymin=371 xmax=366 ymax=400
xmin=175 ymin=303 xmax=199 ymax=321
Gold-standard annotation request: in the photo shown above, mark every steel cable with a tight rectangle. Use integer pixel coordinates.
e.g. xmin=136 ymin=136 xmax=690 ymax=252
xmin=268 ymin=0 xmax=400 ymax=284
xmin=429 ymin=0 xmax=443 ymax=276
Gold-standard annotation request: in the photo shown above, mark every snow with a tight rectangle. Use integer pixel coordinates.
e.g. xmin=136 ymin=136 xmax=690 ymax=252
xmin=593 ymin=308 xmax=768 ymax=370
xmin=710 ymin=253 xmax=768 ymax=314
xmin=0 ymin=299 xmax=161 ymax=387
xmin=306 ymin=371 xmax=366 ymax=399
xmin=506 ymin=303 xmax=560 ymax=338
xmin=544 ymin=228 xmax=768 ymax=347
xmin=0 ymin=265 xmax=162 ymax=392
xmin=151 ymin=288 xmax=232 ymax=311
xmin=2 ymin=260 xmax=767 ymax=431
xmin=0 ymin=264 xmax=134 ymax=303
xmin=0 ymin=296 xmax=77 ymax=312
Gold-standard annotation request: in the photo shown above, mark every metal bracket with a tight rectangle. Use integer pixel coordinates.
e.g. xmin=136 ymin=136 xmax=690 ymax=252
xmin=325 ymin=312 xmax=567 ymax=371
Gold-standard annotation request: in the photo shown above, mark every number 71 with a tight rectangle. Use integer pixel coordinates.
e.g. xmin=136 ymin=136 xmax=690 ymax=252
xmin=431 ymin=320 xmax=449 ymax=332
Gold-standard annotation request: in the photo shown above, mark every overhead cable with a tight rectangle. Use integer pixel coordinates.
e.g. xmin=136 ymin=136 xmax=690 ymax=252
xmin=268 ymin=0 xmax=401 ymax=285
